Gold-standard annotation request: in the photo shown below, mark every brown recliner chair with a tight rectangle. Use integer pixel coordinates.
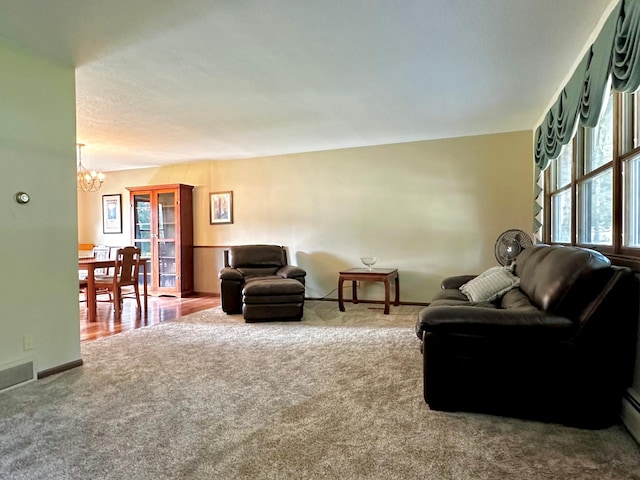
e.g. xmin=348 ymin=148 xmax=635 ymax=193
xmin=219 ymin=245 xmax=306 ymax=322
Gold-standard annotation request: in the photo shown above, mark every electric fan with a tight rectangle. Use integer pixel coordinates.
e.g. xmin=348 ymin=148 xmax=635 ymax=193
xmin=494 ymin=229 xmax=533 ymax=266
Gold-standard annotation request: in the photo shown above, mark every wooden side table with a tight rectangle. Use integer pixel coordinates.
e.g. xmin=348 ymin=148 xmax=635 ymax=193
xmin=338 ymin=268 xmax=400 ymax=315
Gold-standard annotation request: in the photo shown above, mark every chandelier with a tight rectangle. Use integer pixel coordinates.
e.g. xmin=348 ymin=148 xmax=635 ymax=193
xmin=76 ymin=143 xmax=105 ymax=192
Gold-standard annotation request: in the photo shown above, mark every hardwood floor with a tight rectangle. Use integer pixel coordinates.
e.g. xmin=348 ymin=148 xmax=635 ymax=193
xmin=80 ymin=294 xmax=220 ymax=343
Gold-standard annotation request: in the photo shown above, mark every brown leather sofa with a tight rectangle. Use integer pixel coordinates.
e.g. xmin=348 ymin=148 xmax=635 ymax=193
xmin=219 ymin=245 xmax=306 ymax=322
xmin=415 ymin=244 xmax=638 ymax=428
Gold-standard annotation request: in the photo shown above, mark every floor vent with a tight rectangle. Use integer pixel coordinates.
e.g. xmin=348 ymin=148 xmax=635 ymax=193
xmin=0 ymin=359 xmax=36 ymax=392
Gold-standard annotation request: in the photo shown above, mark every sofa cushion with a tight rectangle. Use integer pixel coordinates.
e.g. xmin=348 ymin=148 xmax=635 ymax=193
xmin=417 ymin=305 xmax=574 ymax=338
xmin=243 ymin=278 xmax=305 ymax=296
xmin=499 ymin=288 xmax=538 ymax=311
xmin=229 ymin=245 xmax=286 ymax=268
xmin=514 ymin=245 xmax=611 ymax=319
xmin=238 ymin=267 xmax=280 ymax=277
xmin=460 ymin=267 xmax=520 ymax=302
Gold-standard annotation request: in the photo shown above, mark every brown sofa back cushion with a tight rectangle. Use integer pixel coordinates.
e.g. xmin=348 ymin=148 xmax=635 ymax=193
xmin=513 ymin=244 xmax=611 ymax=320
xmin=228 ymin=245 xmax=287 ymax=269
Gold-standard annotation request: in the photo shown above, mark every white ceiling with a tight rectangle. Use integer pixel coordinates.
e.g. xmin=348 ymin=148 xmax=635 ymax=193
xmin=0 ymin=0 xmax=616 ymax=172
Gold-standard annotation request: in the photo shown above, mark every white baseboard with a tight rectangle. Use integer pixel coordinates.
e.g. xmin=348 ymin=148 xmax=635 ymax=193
xmin=621 ymin=388 xmax=640 ymax=446
xmin=0 ymin=357 xmax=36 ymax=393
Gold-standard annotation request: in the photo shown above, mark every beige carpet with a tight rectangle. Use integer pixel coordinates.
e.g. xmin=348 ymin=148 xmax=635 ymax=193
xmin=178 ymin=299 xmax=424 ymax=328
xmin=0 ymin=301 xmax=639 ymax=479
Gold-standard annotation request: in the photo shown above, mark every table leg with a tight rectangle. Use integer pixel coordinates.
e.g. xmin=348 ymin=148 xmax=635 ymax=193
xmin=87 ymin=266 xmax=97 ymax=322
xmin=338 ymin=276 xmax=345 ymax=312
xmin=142 ymin=260 xmax=148 ymax=314
xmin=352 ymin=281 xmax=358 ymax=304
xmin=383 ymin=277 xmax=390 ymax=314
xmin=394 ymin=273 xmax=400 ymax=306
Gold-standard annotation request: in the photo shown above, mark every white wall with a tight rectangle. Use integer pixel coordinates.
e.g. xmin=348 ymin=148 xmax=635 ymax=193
xmin=78 ymin=130 xmax=534 ymax=303
xmin=0 ymin=40 xmax=80 ymax=374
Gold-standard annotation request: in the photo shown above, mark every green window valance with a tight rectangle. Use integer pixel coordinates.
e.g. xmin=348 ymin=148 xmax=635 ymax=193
xmin=612 ymin=0 xmax=640 ymax=92
xmin=535 ymin=0 xmax=640 ymax=170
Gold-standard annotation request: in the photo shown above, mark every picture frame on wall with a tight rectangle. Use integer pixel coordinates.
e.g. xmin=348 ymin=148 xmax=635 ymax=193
xmin=102 ymin=194 xmax=123 ymax=234
xmin=210 ymin=191 xmax=233 ymax=224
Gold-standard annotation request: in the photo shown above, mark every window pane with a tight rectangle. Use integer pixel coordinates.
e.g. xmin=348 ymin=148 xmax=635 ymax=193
xmin=624 ymin=154 xmax=640 ymax=247
xmin=578 ymin=169 xmax=612 ymax=245
xmin=555 ymin=143 xmax=572 ymax=188
xmin=586 ymin=94 xmax=613 ymax=173
xmin=551 ymin=190 xmax=571 ymax=242
xmin=635 ymin=92 xmax=639 ymax=149
xmin=133 ymin=195 xmax=151 ymax=240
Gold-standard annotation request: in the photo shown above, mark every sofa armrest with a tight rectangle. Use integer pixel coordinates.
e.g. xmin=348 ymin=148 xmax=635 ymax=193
xmin=219 ymin=267 xmax=244 ymax=281
xmin=416 ymin=306 xmax=575 ymax=340
xmin=277 ymin=265 xmax=306 ymax=279
xmin=441 ymin=275 xmax=477 ymax=290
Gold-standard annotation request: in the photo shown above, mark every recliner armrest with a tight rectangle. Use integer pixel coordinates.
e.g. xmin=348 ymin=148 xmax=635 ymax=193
xmin=416 ymin=306 xmax=575 ymax=340
xmin=441 ymin=275 xmax=477 ymax=289
xmin=277 ymin=265 xmax=306 ymax=278
xmin=219 ymin=267 xmax=244 ymax=281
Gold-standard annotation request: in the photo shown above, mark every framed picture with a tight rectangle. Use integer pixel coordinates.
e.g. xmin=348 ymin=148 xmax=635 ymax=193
xmin=102 ymin=194 xmax=123 ymax=234
xmin=210 ymin=191 xmax=233 ymax=224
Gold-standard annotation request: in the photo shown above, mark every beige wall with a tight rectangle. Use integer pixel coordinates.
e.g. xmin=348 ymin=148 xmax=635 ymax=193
xmin=78 ymin=130 xmax=534 ymax=303
xmin=0 ymin=40 xmax=80 ymax=374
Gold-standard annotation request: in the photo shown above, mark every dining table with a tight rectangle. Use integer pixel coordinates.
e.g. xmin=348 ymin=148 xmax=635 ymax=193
xmin=79 ymin=257 xmax=148 ymax=322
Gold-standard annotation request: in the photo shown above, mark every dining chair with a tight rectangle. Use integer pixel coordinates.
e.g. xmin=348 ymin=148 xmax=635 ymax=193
xmin=79 ymin=264 xmax=112 ymax=304
xmin=79 ymin=245 xmax=103 ymax=301
xmin=92 ymin=245 xmax=111 ymax=275
xmin=94 ymin=246 xmax=142 ymax=318
xmin=78 ymin=244 xmax=100 ymax=281
xmin=79 ymin=278 xmax=89 ymax=303
xmin=81 ymin=245 xmax=114 ymax=302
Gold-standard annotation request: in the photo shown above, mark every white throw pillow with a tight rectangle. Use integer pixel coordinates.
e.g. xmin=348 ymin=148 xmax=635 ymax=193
xmin=475 ymin=263 xmax=515 ymax=278
xmin=460 ymin=266 xmax=520 ymax=302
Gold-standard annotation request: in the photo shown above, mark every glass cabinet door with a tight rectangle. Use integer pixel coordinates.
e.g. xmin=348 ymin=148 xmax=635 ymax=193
xmin=132 ymin=193 xmax=152 ymax=289
xmin=157 ymin=192 xmax=177 ymax=289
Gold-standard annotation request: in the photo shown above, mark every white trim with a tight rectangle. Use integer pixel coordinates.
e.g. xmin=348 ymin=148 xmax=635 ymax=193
xmin=0 ymin=357 xmax=36 ymax=393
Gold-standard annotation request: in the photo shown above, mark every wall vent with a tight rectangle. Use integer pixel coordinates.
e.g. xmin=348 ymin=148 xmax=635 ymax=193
xmin=0 ymin=359 xmax=36 ymax=393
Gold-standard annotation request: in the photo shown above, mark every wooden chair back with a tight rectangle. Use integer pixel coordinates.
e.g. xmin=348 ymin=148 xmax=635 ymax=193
xmin=93 ymin=246 xmax=142 ymax=317
xmin=115 ymin=246 xmax=141 ymax=287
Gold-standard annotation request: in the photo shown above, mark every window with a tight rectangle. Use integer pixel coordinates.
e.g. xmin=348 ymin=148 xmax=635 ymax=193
xmin=578 ymin=94 xmax=614 ymax=246
xmin=549 ymin=143 xmax=572 ymax=243
xmin=551 ymin=189 xmax=572 ymax=243
xmin=624 ymin=155 xmax=640 ymax=247
xmin=578 ymin=169 xmax=612 ymax=245
xmin=584 ymin=95 xmax=614 ymax=172
xmin=544 ymin=90 xmax=640 ymax=259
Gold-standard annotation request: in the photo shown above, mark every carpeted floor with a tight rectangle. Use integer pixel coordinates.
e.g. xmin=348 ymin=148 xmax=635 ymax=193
xmin=1 ymin=301 xmax=639 ymax=479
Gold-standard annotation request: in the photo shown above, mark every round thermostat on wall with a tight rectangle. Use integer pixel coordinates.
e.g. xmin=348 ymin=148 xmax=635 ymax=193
xmin=15 ymin=192 xmax=30 ymax=204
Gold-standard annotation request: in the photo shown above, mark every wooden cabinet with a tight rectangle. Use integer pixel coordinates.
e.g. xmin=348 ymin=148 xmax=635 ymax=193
xmin=126 ymin=184 xmax=194 ymax=297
